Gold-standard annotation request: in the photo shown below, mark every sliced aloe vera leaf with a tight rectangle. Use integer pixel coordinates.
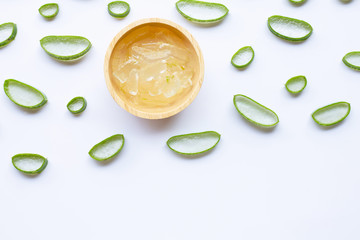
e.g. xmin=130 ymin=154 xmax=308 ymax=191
xmin=268 ymin=15 xmax=313 ymax=41
xmin=40 ymin=36 xmax=92 ymax=61
xmin=108 ymin=1 xmax=130 ymax=18
xmin=4 ymin=79 xmax=47 ymax=109
xmin=167 ymin=131 xmax=220 ymax=155
xmin=233 ymin=94 xmax=279 ymax=127
xmin=89 ymin=134 xmax=125 ymax=161
xmin=285 ymin=75 xmax=307 ymax=94
xmin=12 ymin=153 xmax=48 ymax=175
xmin=38 ymin=3 xmax=59 ymax=18
xmin=0 ymin=22 xmax=17 ymax=48
xmin=312 ymin=102 xmax=350 ymax=126
xmin=343 ymin=51 xmax=360 ymax=71
xmin=67 ymin=96 xmax=87 ymax=114
xmin=231 ymin=46 xmax=254 ymax=69
xmin=289 ymin=0 xmax=306 ymax=5
xmin=175 ymin=0 xmax=229 ymax=23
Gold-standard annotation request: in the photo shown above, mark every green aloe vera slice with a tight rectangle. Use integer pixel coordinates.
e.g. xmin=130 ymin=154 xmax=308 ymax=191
xmin=12 ymin=153 xmax=48 ymax=175
xmin=89 ymin=134 xmax=125 ymax=161
xmin=0 ymin=22 xmax=17 ymax=48
xmin=231 ymin=46 xmax=254 ymax=69
xmin=67 ymin=96 xmax=87 ymax=114
xmin=268 ymin=15 xmax=313 ymax=41
xmin=4 ymin=79 xmax=47 ymax=109
xmin=289 ymin=0 xmax=306 ymax=5
xmin=39 ymin=3 xmax=59 ymax=18
xmin=312 ymin=102 xmax=350 ymax=126
xmin=285 ymin=75 xmax=307 ymax=94
xmin=343 ymin=51 xmax=360 ymax=71
xmin=40 ymin=36 xmax=92 ymax=61
xmin=175 ymin=0 xmax=229 ymax=23
xmin=108 ymin=1 xmax=130 ymax=18
xmin=167 ymin=131 xmax=220 ymax=155
xmin=233 ymin=94 xmax=279 ymax=127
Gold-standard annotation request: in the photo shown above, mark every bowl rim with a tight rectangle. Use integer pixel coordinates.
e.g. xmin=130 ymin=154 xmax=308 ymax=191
xmin=104 ymin=18 xmax=204 ymax=119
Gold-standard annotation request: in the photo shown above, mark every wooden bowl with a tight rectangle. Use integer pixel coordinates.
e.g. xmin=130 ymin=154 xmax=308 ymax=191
xmin=104 ymin=18 xmax=204 ymax=119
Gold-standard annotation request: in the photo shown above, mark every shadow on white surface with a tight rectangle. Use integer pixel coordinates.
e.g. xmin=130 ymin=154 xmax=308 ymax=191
xmin=14 ymin=168 xmax=46 ymax=179
xmin=133 ymin=114 xmax=181 ymax=133
xmin=9 ymin=104 xmax=47 ymax=114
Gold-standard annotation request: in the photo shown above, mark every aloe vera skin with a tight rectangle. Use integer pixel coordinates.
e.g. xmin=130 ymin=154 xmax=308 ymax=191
xmin=0 ymin=22 xmax=17 ymax=48
xmin=40 ymin=36 xmax=92 ymax=61
xmin=67 ymin=97 xmax=87 ymax=114
xmin=285 ymin=76 xmax=307 ymax=94
xmin=89 ymin=134 xmax=125 ymax=161
xmin=233 ymin=94 xmax=279 ymax=128
xmin=267 ymin=15 xmax=313 ymax=42
xmin=38 ymin=3 xmax=59 ymax=18
xmin=231 ymin=46 xmax=255 ymax=69
xmin=342 ymin=52 xmax=360 ymax=71
xmin=12 ymin=153 xmax=48 ymax=175
xmin=108 ymin=1 xmax=130 ymax=18
xmin=175 ymin=0 xmax=229 ymax=23
xmin=167 ymin=131 xmax=221 ymax=156
xmin=3 ymin=79 xmax=48 ymax=109
xmin=312 ymin=102 xmax=351 ymax=127
xmin=289 ymin=0 xmax=307 ymax=5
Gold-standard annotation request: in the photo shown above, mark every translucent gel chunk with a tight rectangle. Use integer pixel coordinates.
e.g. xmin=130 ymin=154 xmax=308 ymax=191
xmin=113 ymin=27 xmax=195 ymax=106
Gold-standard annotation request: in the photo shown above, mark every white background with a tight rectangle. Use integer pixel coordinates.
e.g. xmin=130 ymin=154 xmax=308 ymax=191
xmin=1 ymin=0 xmax=360 ymax=239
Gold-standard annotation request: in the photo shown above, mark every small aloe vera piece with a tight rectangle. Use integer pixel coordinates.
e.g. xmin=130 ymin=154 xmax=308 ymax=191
xmin=0 ymin=22 xmax=17 ymax=48
xmin=89 ymin=134 xmax=125 ymax=161
xmin=231 ymin=46 xmax=254 ymax=69
xmin=67 ymin=96 xmax=87 ymax=114
xmin=268 ymin=15 xmax=313 ymax=41
xmin=312 ymin=102 xmax=350 ymax=126
xmin=12 ymin=153 xmax=48 ymax=175
xmin=39 ymin=3 xmax=59 ymax=18
xmin=289 ymin=0 xmax=306 ymax=5
xmin=285 ymin=75 xmax=307 ymax=94
xmin=175 ymin=0 xmax=229 ymax=23
xmin=234 ymin=94 xmax=279 ymax=127
xmin=343 ymin=51 xmax=360 ymax=71
xmin=108 ymin=1 xmax=130 ymax=18
xmin=40 ymin=36 xmax=92 ymax=61
xmin=167 ymin=131 xmax=220 ymax=155
xmin=4 ymin=79 xmax=47 ymax=109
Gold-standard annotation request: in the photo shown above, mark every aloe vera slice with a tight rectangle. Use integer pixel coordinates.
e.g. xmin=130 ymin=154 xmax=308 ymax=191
xmin=285 ymin=75 xmax=307 ymax=94
xmin=67 ymin=96 xmax=87 ymax=114
xmin=89 ymin=134 xmax=125 ymax=161
xmin=12 ymin=153 xmax=48 ymax=175
xmin=175 ymin=0 xmax=229 ymax=23
xmin=343 ymin=51 xmax=360 ymax=71
xmin=4 ymin=79 xmax=47 ymax=109
xmin=108 ymin=1 xmax=130 ymax=18
xmin=0 ymin=22 xmax=17 ymax=48
xmin=39 ymin=3 xmax=59 ymax=18
xmin=231 ymin=46 xmax=254 ymax=69
xmin=40 ymin=36 xmax=92 ymax=61
xmin=233 ymin=94 xmax=279 ymax=127
xmin=289 ymin=0 xmax=306 ymax=5
xmin=268 ymin=15 xmax=313 ymax=41
xmin=312 ymin=102 xmax=350 ymax=126
xmin=167 ymin=131 xmax=220 ymax=155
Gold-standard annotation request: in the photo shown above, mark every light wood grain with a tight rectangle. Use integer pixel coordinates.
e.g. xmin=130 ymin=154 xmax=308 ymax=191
xmin=104 ymin=18 xmax=204 ymax=119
